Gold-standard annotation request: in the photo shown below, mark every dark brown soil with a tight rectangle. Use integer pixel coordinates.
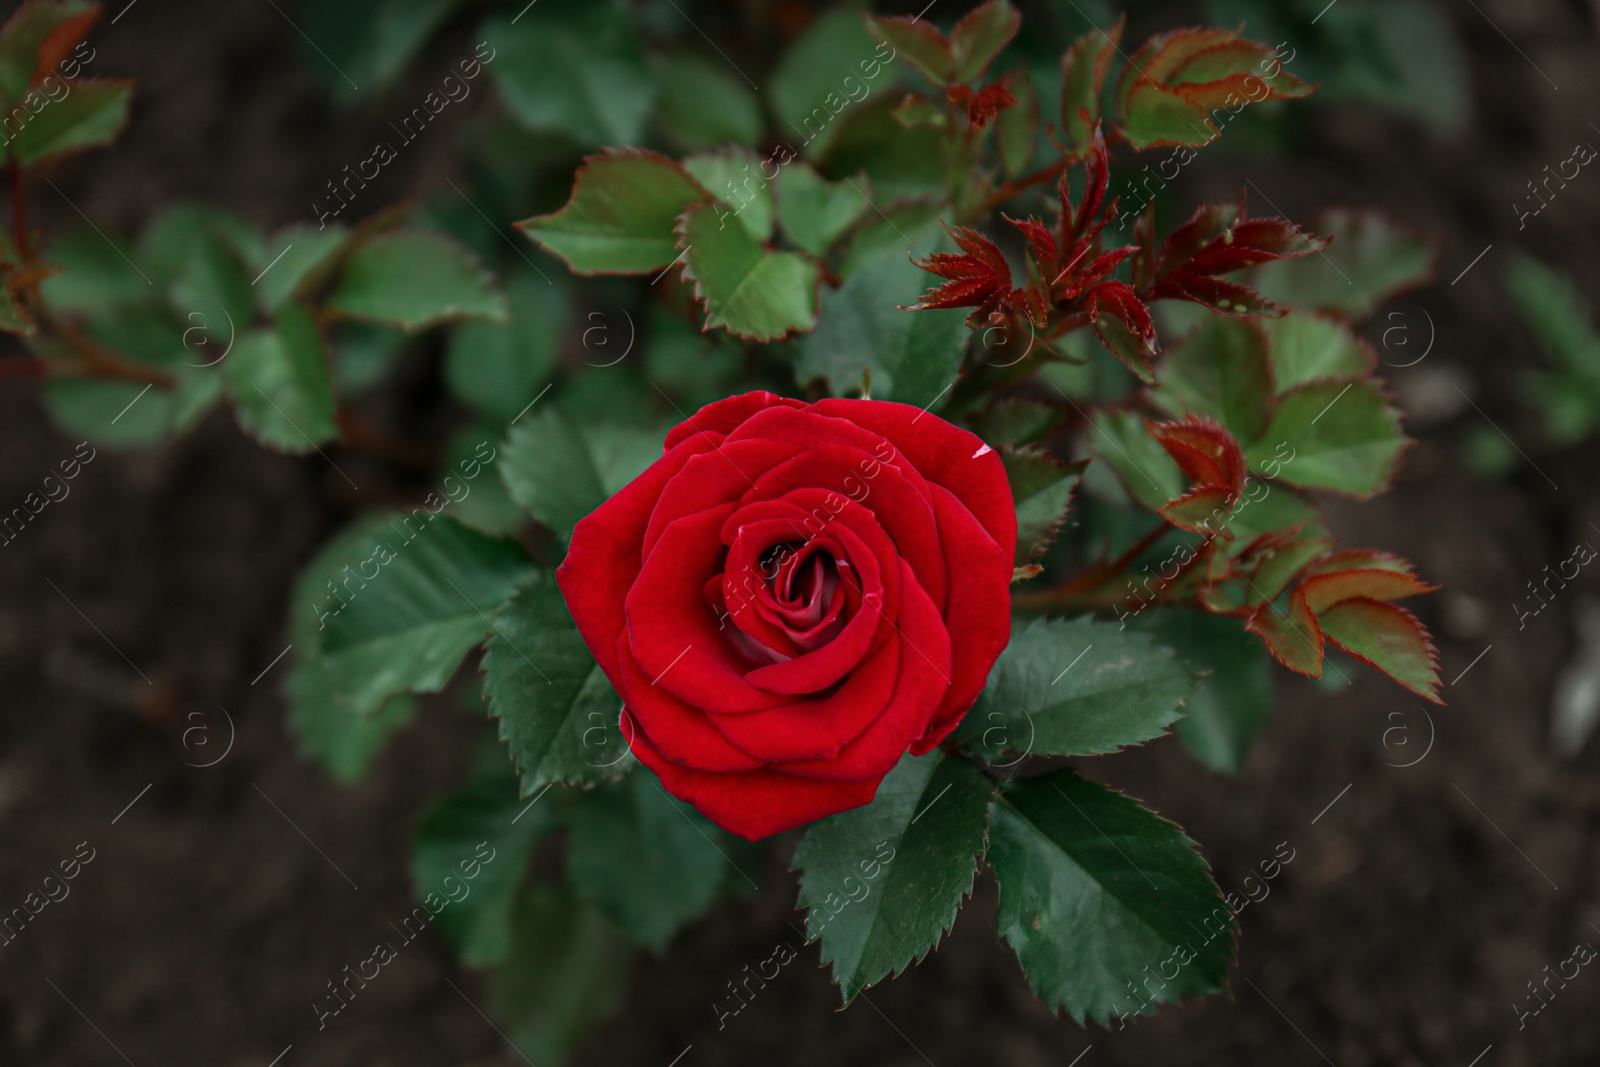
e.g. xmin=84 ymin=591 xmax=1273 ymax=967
xmin=4 ymin=1 xmax=1599 ymax=1065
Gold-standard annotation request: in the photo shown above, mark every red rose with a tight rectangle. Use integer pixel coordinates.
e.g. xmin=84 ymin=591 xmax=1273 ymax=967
xmin=556 ymin=392 xmax=1015 ymax=840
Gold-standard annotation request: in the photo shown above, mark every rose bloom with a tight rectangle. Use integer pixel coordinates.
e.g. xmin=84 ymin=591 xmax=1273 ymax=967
xmin=557 ymin=392 xmax=1015 ymax=839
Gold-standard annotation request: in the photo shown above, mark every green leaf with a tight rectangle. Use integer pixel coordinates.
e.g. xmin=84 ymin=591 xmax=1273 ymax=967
xmin=318 ymin=516 xmax=536 ymax=716
xmin=1153 ymin=317 xmax=1275 ymax=444
xmin=770 ymin=9 xmax=895 ymax=159
xmin=413 ymin=740 xmax=557 ymax=968
xmin=567 ymin=771 xmax=734 ymax=953
xmin=678 ymin=200 xmax=820 ymax=342
xmin=435 ymin=427 xmax=523 ymax=538
xmin=482 ymin=573 xmax=633 ymax=796
xmin=221 ymin=301 xmax=338 ymax=454
xmin=683 ymin=147 xmax=775 ymax=242
xmin=1135 ymin=609 xmax=1272 ymax=776
xmin=516 ymin=148 xmax=708 ymax=275
xmin=252 ymin=224 xmax=351 ymax=313
xmin=1121 ymin=81 xmax=1214 ymax=149
xmin=1088 ymin=409 xmax=1185 ymax=512
xmin=1315 ymin=597 xmax=1441 ymax=702
xmin=967 ymin=398 xmax=1060 ymax=449
xmin=1249 ymin=379 xmax=1405 ymax=497
xmin=865 ymin=15 xmax=953 ymax=86
xmin=643 ymin=305 xmax=742 ymax=409
xmin=958 ymin=616 xmax=1194 ymax=760
xmin=840 ymin=199 xmax=943 ymax=277
xmin=444 ymin=271 xmax=564 ymax=423
xmin=995 ymin=62 xmax=1039 ymax=176
xmin=1249 ymin=209 xmax=1435 ymax=320
xmin=989 ymin=770 xmax=1234 ymax=1024
xmin=948 ymin=0 xmax=1020 ymax=84
xmin=1002 ymin=446 xmax=1084 ymax=564
xmin=38 ymin=228 xmax=150 ymax=314
xmin=331 ymin=321 xmax=409 ymax=393
xmin=1506 ymin=253 xmax=1600 ymax=395
xmin=1059 ymin=21 xmax=1120 ymax=152
xmin=651 ymin=52 xmax=761 ymax=151
xmin=1259 ymin=314 xmax=1376 ymax=392
xmin=775 ymin=163 xmax=870 ymax=259
xmin=283 ymin=516 xmax=421 ymax=784
xmin=483 ymin=1 xmax=653 ymax=146
xmin=327 ymin=229 xmax=505 ymax=331
xmin=298 ymin=0 xmax=468 ymax=98
xmin=488 ymin=884 xmax=634 ymax=1064
xmin=498 ymin=407 xmax=663 ymax=538
xmin=169 ymin=222 xmax=253 ymax=347
xmin=7 ymin=78 xmax=132 ymax=165
xmin=136 ymin=205 xmax=264 ymax=289
xmin=794 ymin=751 xmax=993 ymax=1003
xmin=796 ymin=248 xmax=966 ymax=405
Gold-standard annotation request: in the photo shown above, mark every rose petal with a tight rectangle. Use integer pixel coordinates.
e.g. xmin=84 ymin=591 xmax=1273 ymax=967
xmin=662 ymin=391 xmax=807 ymax=450
xmin=813 ymin=397 xmax=1018 ymax=558
xmin=626 ymin=718 xmax=880 ymax=841
xmin=774 ymin=560 xmax=950 ymax=781
xmin=613 ymin=634 xmax=765 ymax=772
xmin=910 ymin=484 xmax=1012 ymax=752
xmin=556 ymin=432 xmax=723 ymax=694
xmin=625 ymin=504 xmax=783 ymax=713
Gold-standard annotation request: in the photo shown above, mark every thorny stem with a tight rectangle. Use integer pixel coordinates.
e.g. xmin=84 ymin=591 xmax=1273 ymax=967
xmin=36 ymin=307 xmax=176 ymax=386
xmin=965 ymin=157 xmax=1073 ymax=222
xmin=1010 ymin=522 xmax=1188 ymax=616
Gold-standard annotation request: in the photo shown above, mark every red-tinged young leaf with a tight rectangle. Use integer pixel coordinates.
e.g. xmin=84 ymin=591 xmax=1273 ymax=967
xmin=866 ymin=15 xmax=953 ymax=85
xmin=1301 ymin=568 xmax=1436 ymax=615
xmin=1245 ymin=587 xmax=1323 ymax=676
xmin=1117 ymin=27 xmax=1220 ymax=110
xmin=1150 ymin=206 xmax=1328 ymax=315
xmin=30 ymin=2 xmax=96 ymax=86
xmin=1158 ymin=275 xmax=1283 ymax=317
xmin=1308 ymin=549 xmax=1420 ymax=578
xmin=516 ymin=148 xmax=710 ymax=276
xmin=948 ymin=0 xmax=1020 ymax=84
xmin=1090 ymin=294 xmax=1157 ymax=383
xmin=1160 ymin=485 xmax=1238 ymax=539
xmin=1147 ymin=415 xmax=1246 ymax=493
xmin=995 ymin=62 xmax=1038 ymax=176
xmin=1154 ymin=203 xmax=1241 ymax=278
xmin=1315 ymin=597 xmax=1442 ymax=702
xmin=1166 ymin=39 xmax=1314 ymax=107
xmin=1059 ymin=16 xmax=1123 ymax=152
xmin=1122 ymin=80 xmax=1215 ymax=149
xmin=1116 ymin=28 xmax=1315 ymax=148
xmin=0 ymin=0 xmax=95 ymax=104
xmin=907 ymin=222 xmax=1016 ymax=326
xmin=953 ymin=78 xmax=1017 ymax=130
xmin=1246 ymin=537 xmax=1335 ymax=606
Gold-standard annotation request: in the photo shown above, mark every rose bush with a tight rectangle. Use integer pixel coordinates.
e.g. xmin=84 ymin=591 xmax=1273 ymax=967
xmin=557 ymin=391 xmax=1016 ymax=839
